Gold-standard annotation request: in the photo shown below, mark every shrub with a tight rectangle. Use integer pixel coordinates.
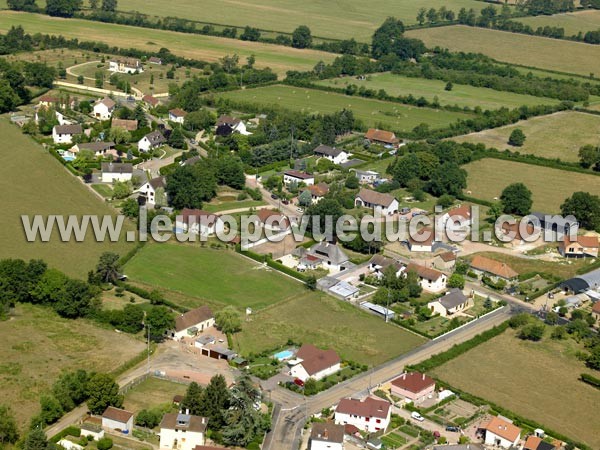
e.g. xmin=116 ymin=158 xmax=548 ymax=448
xmin=97 ymin=438 xmax=113 ymax=450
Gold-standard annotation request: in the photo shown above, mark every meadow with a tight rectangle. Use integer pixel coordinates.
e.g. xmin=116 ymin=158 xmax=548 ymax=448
xmin=453 ymin=111 xmax=600 ymax=162
xmin=406 ymin=25 xmax=600 ymax=76
xmin=232 ymin=292 xmax=427 ymax=366
xmin=0 ymin=303 xmax=145 ymax=428
xmin=431 ymin=328 xmax=600 ymax=449
xmin=463 ymin=158 xmax=600 ymax=212
xmin=316 ymin=73 xmax=558 ymax=111
xmin=0 ymin=118 xmax=134 ymax=278
xmin=123 ymin=377 xmax=186 ymax=414
xmin=516 ymin=9 xmax=600 ymax=36
xmin=217 ymin=85 xmax=472 ymax=132
xmin=0 ymin=11 xmax=335 ymax=76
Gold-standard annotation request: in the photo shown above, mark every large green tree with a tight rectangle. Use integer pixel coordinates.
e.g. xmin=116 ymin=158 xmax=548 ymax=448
xmin=500 ymin=182 xmax=533 ymax=215
xmin=7 ymin=0 xmax=37 ymax=11
xmin=202 ymin=374 xmax=230 ymax=429
xmin=95 ymin=252 xmax=121 ymax=284
xmin=86 ymin=373 xmax=123 ymax=414
xmin=46 ymin=0 xmax=82 ymax=17
xmin=214 ymin=306 xmax=242 ymax=334
xmin=145 ymin=305 xmax=175 ymax=341
xmin=427 ymin=162 xmax=467 ymax=197
xmin=23 ymin=428 xmax=50 ymax=450
xmin=166 ymin=163 xmax=217 ymax=209
xmin=371 ymin=17 xmax=405 ymax=58
xmin=0 ymin=405 xmax=18 ymax=445
xmin=561 ymin=191 xmax=600 ymax=230
xmin=292 ymin=26 xmax=312 ymax=49
xmin=180 ymin=382 xmax=204 ymax=416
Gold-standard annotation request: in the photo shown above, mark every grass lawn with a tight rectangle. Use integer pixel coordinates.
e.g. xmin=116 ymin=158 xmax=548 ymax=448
xmin=217 ymin=85 xmax=472 ymax=132
xmin=406 ymin=25 xmax=600 ymax=77
xmin=0 ymin=11 xmax=336 ymax=76
xmin=463 ymin=158 xmax=600 ymax=212
xmin=431 ymin=328 xmax=600 ymax=449
xmin=316 ymin=73 xmax=558 ymax=111
xmin=123 ymin=377 xmax=186 ymax=414
xmin=5 ymin=48 xmax=96 ymax=67
xmin=0 ymin=118 xmax=134 ymax=278
xmin=91 ymin=183 xmax=114 ymax=198
xmin=453 ymin=111 xmax=600 ymax=162
xmin=232 ymin=292 xmax=427 ymax=366
xmin=0 ymin=303 xmax=145 ymax=429
xmin=516 ymin=9 xmax=600 ymax=36
xmin=124 ymin=243 xmax=308 ymax=310
xmin=411 ymin=315 xmax=470 ymax=337
xmin=203 ymin=199 xmax=267 ymax=213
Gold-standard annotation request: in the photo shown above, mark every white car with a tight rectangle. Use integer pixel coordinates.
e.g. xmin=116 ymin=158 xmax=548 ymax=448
xmin=411 ymin=411 xmax=425 ymax=422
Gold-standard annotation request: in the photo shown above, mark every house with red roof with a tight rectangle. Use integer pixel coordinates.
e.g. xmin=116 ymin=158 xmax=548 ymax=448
xmin=290 ymin=344 xmax=340 ymax=382
xmin=283 ymin=170 xmax=315 ymax=186
xmin=334 ymin=396 xmax=391 ymax=433
xmin=405 ymin=263 xmax=447 ymax=293
xmin=390 ymin=372 xmax=436 ymax=403
xmin=440 ymin=205 xmax=472 ymax=232
xmin=365 ymin=128 xmax=400 ymax=147
xmin=559 ymin=234 xmax=599 ymax=258
xmin=483 ymin=416 xmax=521 ymax=448
xmin=470 ymin=255 xmax=518 ymax=282
xmin=169 ymin=108 xmax=187 ymax=124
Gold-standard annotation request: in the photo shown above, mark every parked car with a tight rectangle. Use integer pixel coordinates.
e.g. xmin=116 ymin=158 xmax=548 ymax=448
xmin=411 ymin=412 xmax=424 ymax=422
xmin=282 ymin=199 xmax=290 ymax=205
xmin=296 ymin=207 xmax=304 ymax=213
xmin=293 ymin=378 xmax=304 ymax=387
xmin=446 ymin=426 xmax=460 ymax=432
xmin=271 ymin=194 xmax=279 ymax=199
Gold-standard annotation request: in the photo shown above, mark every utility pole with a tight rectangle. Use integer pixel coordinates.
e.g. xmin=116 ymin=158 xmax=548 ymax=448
xmin=147 ymin=324 xmax=151 ymax=374
xmin=386 ymin=289 xmax=391 ymax=323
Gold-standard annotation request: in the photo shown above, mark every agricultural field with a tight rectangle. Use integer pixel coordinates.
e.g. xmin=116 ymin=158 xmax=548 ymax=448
xmin=431 ymin=328 xmax=600 ymax=449
xmin=516 ymin=9 xmax=600 ymax=36
xmin=0 ymin=11 xmax=335 ymax=76
xmin=232 ymin=292 xmax=427 ymax=366
xmin=0 ymin=303 xmax=145 ymax=428
xmin=124 ymin=243 xmax=308 ymax=310
xmin=0 ymin=119 xmax=134 ymax=278
xmin=463 ymin=158 xmax=600 ymax=212
xmin=316 ymin=73 xmax=559 ymax=110
xmin=123 ymin=377 xmax=186 ymax=414
xmin=453 ymin=111 xmax=600 ymax=162
xmin=217 ymin=85 xmax=472 ymax=132
xmin=406 ymin=25 xmax=600 ymax=76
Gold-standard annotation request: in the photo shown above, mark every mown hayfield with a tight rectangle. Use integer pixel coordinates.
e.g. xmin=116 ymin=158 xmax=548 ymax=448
xmin=431 ymin=328 xmax=600 ymax=449
xmin=453 ymin=111 xmax=600 ymax=162
xmin=463 ymin=158 xmax=600 ymax=212
xmin=0 ymin=118 xmax=134 ymax=278
xmin=232 ymin=292 xmax=427 ymax=366
xmin=406 ymin=25 xmax=600 ymax=76
xmin=217 ymin=85 xmax=471 ymax=131
xmin=516 ymin=9 xmax=600 ymax=36
xmin=0 ymin=11 xmax=335 ymax=76
xmin=0 ymin=303 xmax=145 ymax=428
xmin=316 ymin=73 xmax=558 ymax=111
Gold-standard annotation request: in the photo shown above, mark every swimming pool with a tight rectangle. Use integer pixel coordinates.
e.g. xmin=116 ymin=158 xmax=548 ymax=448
xmin=273 ymin=350 xmax=294 ymax=361
xmin=62 ymin=155 xmax=75 ymax=162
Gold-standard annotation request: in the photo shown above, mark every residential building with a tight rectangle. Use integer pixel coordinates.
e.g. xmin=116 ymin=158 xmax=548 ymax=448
xmin=52 ymin=124 xmax=82 ymax=144
xmin=364 ymin=128 xmax=399 ymax=147
xmin=290 ymin=344 xmax=341 ymax=381
xmin=159 ymin=413 xmax=207 ymax=450
xmin=432 ymin=251 xmax=456 ymax=271
xmin=102 ymin=406 xmax=134 ymax=432
xmin=138 ymin=130 xmax=166 ymax=152
xmin=255 ymin=209 xmax=291 ymax=233
xmin=530 ymin=212 xmax=578 ymax=240
xmin=427 ymin=288 xmax=472 ymax=317
xmin=303 ymin=183 xmax=329 ymax=204
xmin=169 ymin=306 xmax=215 ymax=340
xmin=406 ymin=263 xmax=447 ymax=293
xmin=101 ymin=162 xmax=133 ymax=183
xmin=496 ymin=220 xmax=539 ymax=247
xmin=440 ymin=205 xmax=472 ymax=232
xmin=470 ymin=255 xmax=518 ymax=282
xmin=406 ymin=227 xmax=436 ymax=253
xmin=390 ymin=372 xmax=436 ymax=403
xmin=296 ymin=241 xmax=351 ymax=272
xmin=148 ymin=56 xmax=163 ymax=65
xmin=310 ymin=423 xmax=344 ymax=450
xmin=215 ymin=115 xmax=249 ymax=136
xmin=313 ymin=144 xmax=349 ymax=165
xmin=559 ymin=235 xmax=599 ymax=258
xmin=368 ymin=255 xmax=400 ymax=279
xmin=352 ymin=170 xmax=380 ymax=185
xmin=334 ymin=397 xmax=391 ymax=433
xmin=138 ymin=176 xmax=166 ymax=206
xmin=71 ymin=141 xmax=116 ymax=158
xmin=169 ymin=109 xmax=187 ymax=124
xmin=112 ymin=118 xmax=138 ymax=131
xmin=524 ymin=436 xmax=558 ymax=450
xmin=175 ymin=209 xmax=224 ymax=237
xmin=143 ymin=94 xmax=159 ymax=108
xmin=37 ymin=95 xmax=60 ymax=108
xmin=354 ymin=188 xmax=399 ymax=216
xmin=283 ymin=170 xmax=315 ymax=186
xmin=482 ymin=416 xmax=521 ymax=449
xmin=93 ymin=97 xmax=116 ymax=120
xmin=109 ymin=57 xmax=143 ymax=74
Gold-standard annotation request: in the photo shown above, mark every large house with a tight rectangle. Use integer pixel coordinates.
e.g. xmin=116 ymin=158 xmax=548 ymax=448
xmin=255 ymin=209 xmax=291 ymax=233
xmin=71 ymin=141 xmax=116 ymax=158
xmin=524 ymin=436 xmax=558 ymax=450
xmin=334 ymin=397 xmax=391 ymax=433
xmin=159 ymin=413 xmax=208 ymax=450
xmin=296 ymin=241 xmax=351 ymax=272
xmin=310 ymin=423 xmax=344 ymax=450
xmin=175 ymin=209 xmax=224 ymax=236
xmin=52 ymin=124 xmax=82 ymax=144
xmin=559 ymin=235 xmax=599 ymax=258
xmin=365 ymin=128 xmax=399 ymax=147
xmin=102 ymin=407 xmax=134 ymax=432
xmin=215 ymin=115 xmax=249 ymax=136
xmin=390 ymin=372 xmax=435 ymax=403
xmin=101 ymin=162 xmax=133 ymax=183
xmin=139 ymin=130 xmax=167 ymax=152
xmin=482 ymin=416 xmax=521 ymax=449
xmin=93 ymin=97 xmax=116 ymax=120
xmin=470 ymin=255 xmax=518 ymax=282
xmin=109 ymin=57 xmax=143 ymax=74
xmin=313 ymin=144 xmax=349 ymax=165
xmin=283 ymin=170 xmax=315 ymax=186
xmin=406 ymin=263 xmax=447 ymax=293
xmin=290 ymin=344 xmax=341 ymax=382
xmin=355 ymin=189 xmax=399 ymax=216
xmin=427 ymin=288 xmax=472 ymax=317
xmin=138 ymin=176 xmax=166 ymax=206
xmin=112 ymin=118 xmax=138 ymax=132
xmin=169 ymin=306 xmax=215 ymax=339
xmin=169 ymin=109 xmax=187 ymax=124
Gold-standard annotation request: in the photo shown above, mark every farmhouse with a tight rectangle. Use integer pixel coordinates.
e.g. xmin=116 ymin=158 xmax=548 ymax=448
xmin=354 ymin=188 xmax=399 ymax=216
xmin=139 ymin=130 xmax=166 ymax=152
xmin=138 ymin=176 xmax=166 ymax=206
xmin=290 ymin=344 xmax=341 ymax=381
xmin=216 ymin=115 xmax=250 ymax=136
xmin=93 ymin=97 xmax=116 ymax=120
xmin=352 ymin=169 xmax=380 ymax=185
xmin=406 ymin=263 xmax=447 ymax=293
xmin=71 ymin=141 xmax=116 ymax=158
xmin=102 ymin=406 xmax=134 ymax=432
xmin=313 ymin=144 xmax=349 ymax=165
xmin=310 ymin=423 xmax=344 ymax=450
xmin=112 ymin=118 xmax=138 ymax=131
xmin=159 ymin=413 xmax=208 ymax=450
xmin=175 ymin=208 xmax=224 ymax=236
xmin=52 ymin=124 xmax=82 ymax=144
xmin=101 ymin=162 xmax=133 ymax=183
xmin=303 ymin=182 xmax=329 ymax=204
xmin=334 ymin=397 xmax=391 ymax=433
xmin=109 ymin=57 xmax=143 ymax=74
xmin=169 ymin=108 xmax=187 ymax=124
xmin=283 ymin=170 xmax=315 ymax=186
xmin=143 ymin=94 xmax=159 ymax=108
xmin=255 ymin=209 xmax=291 ymax=232
xmin=470 ymin=255 xmax=518 ymax=282
xmin=427 ymin=288 xmax=472 ymax=317
xmin=433 ymin=251 xmax=456 ymax=271
xmin=365 ymin=128 xmax=399 ymax=147
xmin=406 ymin=227 xmax=436 ymax=253
xmin=169 ymin=306 xmax=215 ymax=339
xmin=390 ymin=372 xmax=436 ymax=403
xmin=559 ymin=235 xmax=599 ymax=258
xmin=482 ymin=416 xmax=521 ymax=449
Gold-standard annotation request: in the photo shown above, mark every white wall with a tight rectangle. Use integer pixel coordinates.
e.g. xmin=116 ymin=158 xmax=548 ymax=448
xmin=310 ymin=438 xmax=343 ymax=450
xmin=159 ymin=428 xmax=204 ymax=450
xmin=290 ymin=362 xmax=340 ymax=382
xmin=334 ymin=410 xmax=390 ymax=433
xmin=102 ymin=416 xmax=133 ymax=432
xmin=101 ymin=173 xmax=132 ymax=183
xmin=172 ymin=318 xmax=215 ymax=340
xmin=484 ymin=431 xmax=519 ymax=449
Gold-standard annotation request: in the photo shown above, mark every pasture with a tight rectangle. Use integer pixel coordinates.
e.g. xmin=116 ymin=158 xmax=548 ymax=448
xmin=431 ymin=328 xmax=600 ymax=449
xmin=0 ymin=303 xmax=145 ymax=428
xmin=453 ymin=111 xmax=600 ymax=162
xmin=516 ymin=9 xmax=600 ymax=36
xmin=463 ymin=158 xmax=600 ymax=212
xmin=406 ymin=25 xmax=600 ymax=76
xmin=232 ymin=292 xmax=427 ymax=366
xmin=0 ymin=11 xmax=335 ymax=76
xmin=316 ymin=73 xmax=558 ymax=111
xmin=0 ymin=119 xmax=134 ymax=278
xmin=217 ymin=85 xmax=472 ymax=132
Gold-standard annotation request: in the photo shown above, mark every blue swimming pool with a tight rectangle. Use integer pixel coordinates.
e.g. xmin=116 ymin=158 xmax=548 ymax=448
xmin=273 ymin=350 xmax=294 ymax=361
xmin=62 ymin=155 xmax=75 ymax=162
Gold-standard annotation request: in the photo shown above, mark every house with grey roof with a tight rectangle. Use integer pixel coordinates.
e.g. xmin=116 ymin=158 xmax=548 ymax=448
xmin=299 ymin=241 xmax=351 ymax=272
xmin=352 ymin=169 xmax=380 ymax=185
xmin=101 ymin=162 xmax=133 ymax=183
xmin=427 ymin=288 xmax=472 ymax=317
xmin=355 ymin=188 xmax=399 ymax=216
xmin=313 ymin=144 xmax=349 ymax=165
xmin=52 ymin=124 xmax=83 ymax=144
xmin=138 ymin=130 xmax=166 ymax=152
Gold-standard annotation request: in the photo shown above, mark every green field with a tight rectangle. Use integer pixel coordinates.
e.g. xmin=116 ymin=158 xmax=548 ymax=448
xmin=125 ymin=243 xmax=308 ymax=310
xmin=217 ymin=85 xmax=472 ymax=132
xmin=232 ymin=292 xmax=427 ymax=366
xmin=431 ymin=328 xmax=600 ymax=449
xmin=517 ymin=9 xmax=600 ymax=36
xmin=453 ymin=111 xmax=600 ymax=162
xmin=316 ymin=73 xmax=558 ymax=111
xmin=406 ymin=25 xmax=600 ymax=76
xmin=123 ymin=377 xmax=186 ymax=415
xmin=0 ymin=118 xmax=134 ymax=278
xmin=0 ymin=11 xmax=335 ymax=76
xmin=463 ymin=158 xmax=600 ymax=212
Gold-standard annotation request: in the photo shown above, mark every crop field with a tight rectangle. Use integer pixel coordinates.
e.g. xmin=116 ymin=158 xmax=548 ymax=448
xmin=453 ymin=111 xmax=600 ymax=162
xmin=0 ymin=11 xmax=335 ymax=76
xmin=125 ymin=243 xmax=308 ymax=310
xmin=232 ymin=292 xmax=427 ymax=366
xmin=406 ymin=25 xmax=600 ymax=76
xmin=0 ymin=119 xmax=134 ymax=278
xmin=463 ymin=158 xmax=600 ymax=212
xmin=0 ymin=303 xmax=145 ymax=428
xmin=431 ymin=328 xmax=600 ymax=449
xmin=316 ymin=73 xmax=558 ymax=111
xmin=516 ymin=9 xmax=600 ymax=36
xmin=217 ymin=85 xmax=472 ymax=132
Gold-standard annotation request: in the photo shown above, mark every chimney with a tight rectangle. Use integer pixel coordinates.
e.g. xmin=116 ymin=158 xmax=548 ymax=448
xmin=323 ymin=428 xmax=328 ymax=439
xmin=185 ymin=408 xmax=190 ymax=415
xmin=422 ymin=373 xmax=425 ymax=380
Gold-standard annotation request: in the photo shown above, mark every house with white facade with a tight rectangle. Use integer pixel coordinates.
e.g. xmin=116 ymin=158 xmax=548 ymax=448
xmin=93 ymin=97 xmax=116 ymax=120
xmin=334 ymin=397 xmax=391 ymax=433
xmin=255 ymin=209 xmax=291 ymax=233
xmin=71 ymin=141 xmax=117 ymax=158
xmin=440 ymin=205 xmax=472 ymax=232
xmin=390 ymin=372 xmax=436 ymax=403
xmin=352 ymin=170 xmax=380 ymax=185
xmin=169 ymin=108 xmax=187 ymax=124
xmin=355 ymin=189 xmax=399 ymax=216
xmin=102 ymin=407 xmax=134 ymax=432
xmin=294 ymin=242 xmax=351 ymax=273
xmin=138 ymin=130 xmax=166 ymax=152
xmin=427 ymin=288 xmax=472 ymax=317
xmin=289 ymin=344 xmax=341 ymax=382
xmin=310 ymin=423 xmax=344 ymax=450
xmin=101 ymin=162 xmax=133 ymax=183
xmin=368 ymin=255 xmax=401 ymax=279
xmin=52 ymin=124 xmax=82 ymax=144
xmin=138 ymin=176 xmax=166 ymax=206
xmin=406 ymin=227 xmax=436 ymax=253
xmin=215 ymin=115 xmax=250 ymax=136
xmin=109 ymin=57 xmax=143 ymax=74
xmin=405 ymin=263 xmax=447 ymax=293
xmin=313 ymin=144 xmax=349 ymax=165
xmin=283 ymin=170 xmax=314 ymax=186
xmin=483 ymin=416 xmax=521 ymax=449
xmin=175 ymin=209 xmax=224 ymax=237
xmin=159 ymin=413 xmax=207 ymax=450
xmin=168 ymin=306 xmax=215 ymax=340
xmin=303 ymin=183 xmax=329 ymax=204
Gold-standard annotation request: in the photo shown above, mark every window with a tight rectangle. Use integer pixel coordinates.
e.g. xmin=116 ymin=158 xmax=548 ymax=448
xmin=376 ymin=419 xmax=381 ymax=424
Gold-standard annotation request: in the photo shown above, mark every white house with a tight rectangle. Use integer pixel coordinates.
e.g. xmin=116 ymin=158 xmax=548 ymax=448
xmin=216 ymin=115 xmax=250 ymax=136
xmin=109 ymin=57 xmax=143 ymax=74
xmin=289 ymin=344 xmax=341 ymax=382
xmin=138 ymin=130 xmax=166 ymax=152
xmin=138 ymin=176 xmax=166 ymax=206
xmin=102 ymin=406 xmax=134 ymax=432
xmin=80 ymin=423 xmax=104 ymax=441
xmin=101 ymin=162 xmax=133 ymax=183
xmin=406 ymin=227 xmax=435 ymax=253
xmin=405 ymin=263 xmax=447 ymax=293
xmin=159 ymin=413 xmax=207 ymax=450
xmin=168 ymin=306 xmax=215 ymax=339
xmin=368 ymin=254 xmax=401 ymax=280
xmin=255 ymin=209 xmax=291 ymax=233
xmin=52 ymin=124 xmax=82 ymax=144
xmin=354 ymin=188 xmax=399 ymax=216
xmin=303 ymin=183 xmax=329 ymax=204
xmin=352 ymin=170 xmax=380 ymax=185
xmin=483 ymin=416 xmax=521 ymax=449
xmin=93 ymin=97 xmax=116 ymax=120
xmin=295 ymin=241 xmax=351 ymax=273
xmin=427 ymin=288 xmax=472 ymax=318
xmin=313 ymin=144 xmax=349 ymax=165
xmin=283 ymin=170 xmax=315 ymax=186
xmin=72 ymin=141 xmax=117 ymax=158
xmin=310 ymin=423 xmax=344 ymax=450
xmin=175 ymin=209 xmax=225 ymax=236
xmin=169 ymin=108 xmax=187 ymax=124
xmin=334 ymin=397 xmax=391 ymax=433
xmin=440 ymin=205 xmax=472 ymax=232
xmin=58 ymin=440 xmax=83 ymax=450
